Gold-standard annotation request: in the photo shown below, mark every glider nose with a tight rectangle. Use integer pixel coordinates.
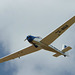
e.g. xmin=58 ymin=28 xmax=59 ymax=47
xmin=24 ymin=35 xmax=30 ymax=41
xmin=25 ymin=35 xmax=36 ymax=42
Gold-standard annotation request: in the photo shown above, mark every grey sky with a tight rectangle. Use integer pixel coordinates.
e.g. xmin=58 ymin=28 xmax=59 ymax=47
xmin=0 ymin=0 xmax=75 ymax=75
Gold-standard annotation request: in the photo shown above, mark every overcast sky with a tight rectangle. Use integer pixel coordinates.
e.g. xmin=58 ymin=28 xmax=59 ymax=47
xmin=0 ymin=0 xmax=75 ymax=75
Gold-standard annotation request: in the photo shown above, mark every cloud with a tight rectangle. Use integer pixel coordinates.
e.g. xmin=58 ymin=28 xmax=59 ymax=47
xmin=0 ymin=0 xmax=75 ymax=75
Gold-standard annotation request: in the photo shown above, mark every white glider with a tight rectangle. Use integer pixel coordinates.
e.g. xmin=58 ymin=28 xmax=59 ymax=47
xmin=0 ymin=16 xmax=75 ymax=63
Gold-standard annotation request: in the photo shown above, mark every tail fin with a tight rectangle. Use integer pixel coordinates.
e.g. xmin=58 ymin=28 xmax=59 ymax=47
xmin=62 ymin=44 xmax=67 ymax=49
xmin=62 ymin=46 xmax=72 ymax=53
xmin=53 ymin=46 xmax=72 ymax=57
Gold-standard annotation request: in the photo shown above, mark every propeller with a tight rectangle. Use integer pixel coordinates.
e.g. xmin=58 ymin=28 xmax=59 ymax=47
xmin=24 ymin=38 xmax=27 ymax=41
xmin=24 ymin=35 xmax=30 ymax=41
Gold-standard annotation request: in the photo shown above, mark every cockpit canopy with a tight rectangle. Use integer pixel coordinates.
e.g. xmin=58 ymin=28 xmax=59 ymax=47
xmin=26 ymin=35 xmax=36 ymax=42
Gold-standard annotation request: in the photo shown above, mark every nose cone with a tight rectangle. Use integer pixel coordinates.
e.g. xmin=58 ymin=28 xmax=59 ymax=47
xmin=27 ymin=35 xmax=31 ymax=40
xmin=27 ymin=36 xmax=29 ymax=39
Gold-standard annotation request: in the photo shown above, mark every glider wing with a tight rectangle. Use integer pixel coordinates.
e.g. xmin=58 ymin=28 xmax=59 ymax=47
xmin=0 ymin=46 xmax=41 ymax=63
xmin=41 ymin=16 xmax=75 ymax=45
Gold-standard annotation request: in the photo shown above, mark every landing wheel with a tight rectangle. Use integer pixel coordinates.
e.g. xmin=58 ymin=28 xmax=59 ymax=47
xmin=64 ymin=55 xmax=66 ymax=57
xmin=33 ymin=44 xmax=38 ymax=48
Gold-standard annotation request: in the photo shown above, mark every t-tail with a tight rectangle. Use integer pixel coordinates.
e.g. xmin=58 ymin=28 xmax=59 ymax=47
xmin=53 ymin=45 xmax=72 ymax=57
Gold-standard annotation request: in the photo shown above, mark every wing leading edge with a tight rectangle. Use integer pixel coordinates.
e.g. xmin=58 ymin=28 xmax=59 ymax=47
xmin=0 ymin=46 xmax=41 ymax=63
xmin=41 ymin=16 xmax=75 ymax=45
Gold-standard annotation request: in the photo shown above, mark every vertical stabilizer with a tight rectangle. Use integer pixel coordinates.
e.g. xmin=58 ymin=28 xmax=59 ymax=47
xmin=62 ymin=44 xmax=67 ymax=49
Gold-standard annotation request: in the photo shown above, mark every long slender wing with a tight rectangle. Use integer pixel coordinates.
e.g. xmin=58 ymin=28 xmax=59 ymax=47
xmin=41 ymin=16 xmax=75 ymax=45
xmin=0 ymin=46 xmax=41 ymax=63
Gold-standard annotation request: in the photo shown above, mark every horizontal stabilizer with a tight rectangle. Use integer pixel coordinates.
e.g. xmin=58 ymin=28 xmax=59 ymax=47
xmin=62 ymin=46 xmax=72 ymax=52
xmin=53 ymin=46 xmax=72 ymax=57
xmin=53 ymin=53 xmax=61 ymax=57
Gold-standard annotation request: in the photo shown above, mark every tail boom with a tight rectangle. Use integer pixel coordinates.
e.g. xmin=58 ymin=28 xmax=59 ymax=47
xmin=53 ymin=46 xmax=72 ymax=57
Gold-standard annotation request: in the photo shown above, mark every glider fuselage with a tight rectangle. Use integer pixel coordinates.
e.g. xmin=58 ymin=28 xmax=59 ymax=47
xmin=26 ymin=35 xmax=65 ymax=55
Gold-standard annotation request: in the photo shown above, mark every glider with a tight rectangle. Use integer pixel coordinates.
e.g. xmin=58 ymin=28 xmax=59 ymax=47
xmin=0 ymin=16 xmax=75 ymax=63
